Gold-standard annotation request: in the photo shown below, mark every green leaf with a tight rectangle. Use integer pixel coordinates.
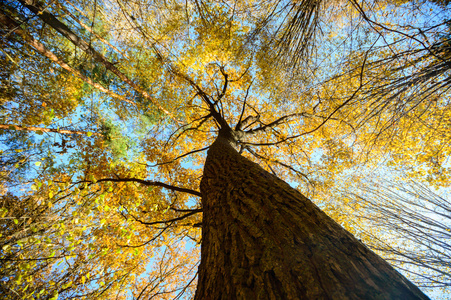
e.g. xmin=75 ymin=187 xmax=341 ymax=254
xmin=0 ymin=208 xmax=8 ymax=218
xmin=14 ymin=219 xmax=19 ymax=225
xmin=62 ymin=281 xmax=73 ymax=289
xmin=87 ymin=131 xmax=93 ymax=137
xmin=19 ymin=262 xmax=30 ymax=271
xmin=16 ymin=274 xmax=23 ymax=285
xmin=35 ymin=130 xmax=44 ymax=135
xmin=35 ymin=161 xmax=42 ymax=166
xmin=49 ymin=291 xmax=58 ymax=300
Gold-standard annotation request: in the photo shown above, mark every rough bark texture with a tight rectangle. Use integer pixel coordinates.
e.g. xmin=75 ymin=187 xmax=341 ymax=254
xmin=195 ymin=133 xmax=430 ymax=299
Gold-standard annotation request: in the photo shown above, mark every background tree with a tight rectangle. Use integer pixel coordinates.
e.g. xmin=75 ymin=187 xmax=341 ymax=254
xmin=342 ymin=178 xmax=451 ymax=294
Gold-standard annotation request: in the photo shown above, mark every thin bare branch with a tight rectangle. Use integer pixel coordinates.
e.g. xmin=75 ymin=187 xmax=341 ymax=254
xmin=76 ymin=178 xmax=201 ymax=197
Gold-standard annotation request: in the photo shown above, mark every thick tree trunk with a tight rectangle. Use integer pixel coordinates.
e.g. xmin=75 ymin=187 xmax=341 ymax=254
xmin=195 ymin=133 xmax=430 ymax=299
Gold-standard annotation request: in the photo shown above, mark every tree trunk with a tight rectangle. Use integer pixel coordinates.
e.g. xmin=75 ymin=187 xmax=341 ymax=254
xmin=0 ymin=10 xmax=136 ymax=107
xmin=19 ymin=0 xmax=177 ymax=122
xmin=0 ymin=124 xmax=102 ymax=136
xmin=195 ymin=133 xmax=430 ymax=299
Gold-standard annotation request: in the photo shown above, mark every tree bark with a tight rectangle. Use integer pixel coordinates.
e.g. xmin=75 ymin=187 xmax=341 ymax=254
xmin=195 ymin=133 xmax=430 ymax=299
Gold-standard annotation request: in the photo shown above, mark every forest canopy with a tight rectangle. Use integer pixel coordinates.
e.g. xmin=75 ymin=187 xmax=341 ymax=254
xmin=0 ymin=0 xmax=450 ymax=299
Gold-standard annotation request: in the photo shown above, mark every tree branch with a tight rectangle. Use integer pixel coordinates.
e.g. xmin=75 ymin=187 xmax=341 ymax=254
xmin=243 ymin=34 xmax=376 ymax=146
xmin=235 ymin=81 xmax=253 ymax=131
xmin=77 ymin=178 xmax=201 ymax=197
xmin=147 ymin=146 xmax=210 ymax=168
xmin=244 ymin=112 xmax=306 ymax=135
xmin=129 ymin=209 xmax=201 ymax=227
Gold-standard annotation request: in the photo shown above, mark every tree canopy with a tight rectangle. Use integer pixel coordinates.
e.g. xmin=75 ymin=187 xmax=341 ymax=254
xmin=0 ymin=0 xmax=450 ymax=298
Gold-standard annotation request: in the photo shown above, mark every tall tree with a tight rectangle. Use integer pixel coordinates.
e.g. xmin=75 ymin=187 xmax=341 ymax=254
xmin=195 ymin=127 xmax=428 ymax=299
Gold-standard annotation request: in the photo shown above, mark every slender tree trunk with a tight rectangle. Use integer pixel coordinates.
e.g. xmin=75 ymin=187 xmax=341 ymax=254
xmin=0 ymin=9 xmax=137 ymax=107
xmin=195 ymin=133 xmax=430 ymax=299
xmin=19 ymin=0 xmax=178 ymax=122
xmin=0 ymin=124 xmax=101 ymax=136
